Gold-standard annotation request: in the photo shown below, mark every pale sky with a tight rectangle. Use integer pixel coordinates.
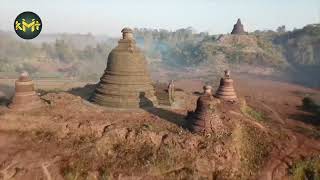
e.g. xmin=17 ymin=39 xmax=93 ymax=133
xmin=1 ymin=0 xmax=319 ymax=37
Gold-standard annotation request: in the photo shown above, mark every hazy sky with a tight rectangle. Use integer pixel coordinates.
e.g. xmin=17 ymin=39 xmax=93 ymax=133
xmin=1 ymin=0 xmax=319 ymax=37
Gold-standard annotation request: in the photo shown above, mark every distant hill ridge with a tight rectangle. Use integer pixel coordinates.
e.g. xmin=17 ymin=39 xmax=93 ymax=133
xmin=0 ymin=24 xmax=319 ymax=84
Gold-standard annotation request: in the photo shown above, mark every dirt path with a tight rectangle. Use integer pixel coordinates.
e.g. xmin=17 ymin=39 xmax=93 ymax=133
xmin=260 ymin=102 xmax=285 ymax=125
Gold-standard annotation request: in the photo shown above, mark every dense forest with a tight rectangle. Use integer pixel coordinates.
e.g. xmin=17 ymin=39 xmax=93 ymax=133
xmin=0 ymin=32 xmax=116 ymax=80
xmin=0 ymin=24 xmax=319 ymax=86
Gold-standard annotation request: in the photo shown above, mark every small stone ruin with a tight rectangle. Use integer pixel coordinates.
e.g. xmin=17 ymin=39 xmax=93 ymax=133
xmin=215 ymin=70 xmax=237 ymax=101
xmin=154 ymin=80 xmax=176 ymax=106
xmin=8 ymin=72 xmax=44 ymax=111
xmin=185 ymin=85 xmax=220 ymax=133
xmin=168 ymin=80 xmax=175 ymax=104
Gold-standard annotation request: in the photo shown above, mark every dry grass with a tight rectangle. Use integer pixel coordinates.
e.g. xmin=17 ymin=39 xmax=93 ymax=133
xmin=37 ymin=88 xmax=65 ymax=96
xmin=241 ymin=105 xmax=267 ymax=122
xmin=290 ymin=156 xmax=320 ymax=180
xmin=294 ymin=126 xmax=320 ymax=139
xmin=233 ymin=123 xmax=271 ymax=177
xmin=59 ymin=127 xmax=198 ymax=179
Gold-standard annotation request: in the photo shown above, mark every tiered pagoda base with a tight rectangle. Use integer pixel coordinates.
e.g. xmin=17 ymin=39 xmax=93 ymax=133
xmin=215 ymin=70 xmax=237 ymax=101
xmin=9 ymin=72 xmax=44 ymax=111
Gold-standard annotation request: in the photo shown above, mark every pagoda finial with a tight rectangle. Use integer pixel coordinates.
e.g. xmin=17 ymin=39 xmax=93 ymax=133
xmin=121 ymin=27 xmax=134 ymax=40
xmin=237 ymin=18 xmax=242 ymax=24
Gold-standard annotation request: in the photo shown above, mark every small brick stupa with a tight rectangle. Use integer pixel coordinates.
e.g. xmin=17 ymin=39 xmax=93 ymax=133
xmin=231 ymin=18 xmax=247 ymax=35
xmin=9 ymin=72 xmax=44 ymax=111
xmin=186 ymin=86 xmax=220 ymax=133
xmin=215 ymin=70 xmax=237 ymax=100
xmin=91 ymin=28 xmax=157 ymax=108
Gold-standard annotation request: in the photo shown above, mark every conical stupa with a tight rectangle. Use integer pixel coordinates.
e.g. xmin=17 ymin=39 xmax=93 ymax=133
xmin=231 ymin=18 xmax=247 ymax=35
xmin=185 ymin=85 xmax=221 ymax=133
xmin=215 ymin=70 xmax=237 ymax=100
xmin=9 ymin=72 xmax=44 ymax=111
xmin=90 ymin=28 xmax=157 ymax=108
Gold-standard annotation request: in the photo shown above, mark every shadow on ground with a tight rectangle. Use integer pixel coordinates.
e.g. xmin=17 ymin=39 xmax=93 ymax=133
xmin=290 ymin=97 xmax=320 ymax=126
xmin=142 ymin=107 xmax=186 ymax=127
xmin=139 ymin=92 xmax=186 ymax=127
xmin=289 ymin=113 xmax=320 ymax=126
xmin=290 ymin=90 xmax=316 ymax=98
xmin=68 ymin=83 xmax=97 ymax=100
xmin=193 ymin=91 xmax=203 ymax=96
xmin=0 ymin=84 xmax=13 ymax=106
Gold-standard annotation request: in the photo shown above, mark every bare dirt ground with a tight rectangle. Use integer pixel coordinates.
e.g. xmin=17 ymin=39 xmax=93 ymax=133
xmin=234 ymin=74 xmax=320 ymax=179
xmin=0 ymin=74 xmax=319 ymax=180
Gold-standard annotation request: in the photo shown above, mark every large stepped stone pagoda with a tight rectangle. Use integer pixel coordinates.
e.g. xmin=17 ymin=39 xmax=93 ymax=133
xmin=9 ymin=72 xmax=44 ymax=111
xmin=231 ymin=18 xmax=247 ymax=35
xmin=90 ymin=28 xmax=157 ymax=108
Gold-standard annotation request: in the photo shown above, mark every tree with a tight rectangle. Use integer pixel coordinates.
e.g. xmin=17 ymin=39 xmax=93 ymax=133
xmin=54 ymin=39 xmax=76 ymax=63
xmin=277 ymin=25 xmax=286 ymax=33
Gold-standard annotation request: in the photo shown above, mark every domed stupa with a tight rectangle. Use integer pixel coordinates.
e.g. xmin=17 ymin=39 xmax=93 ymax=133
xmin=215 ymin=70 xmax=238 ymax=100
xmin=9 ymin=72 xmax=44 ymax=111
xmin=90 ymin=28 xmax=157 ymax=108
xmin=231 ymin=18 xmax=247 ymax=35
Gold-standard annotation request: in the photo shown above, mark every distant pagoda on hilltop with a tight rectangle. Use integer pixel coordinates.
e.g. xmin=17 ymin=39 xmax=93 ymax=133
xmin=231 ymin=18 xmax=247 ymax=35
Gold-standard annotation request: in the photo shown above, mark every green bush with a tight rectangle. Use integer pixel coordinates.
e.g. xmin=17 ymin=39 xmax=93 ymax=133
xmin=302 ymin=97 xmax=320 ymax=114
xmin=241 ymin=106 xmax=266 ymax=122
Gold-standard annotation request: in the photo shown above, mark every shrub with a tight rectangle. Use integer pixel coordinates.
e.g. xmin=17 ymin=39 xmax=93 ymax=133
xmin=302 ymin=97 xmax=320 ymax=113
xmin=241 ymin=106 xmax=266 ymax=122
xmin=290 ymin=156 xmax=320 ymax=180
